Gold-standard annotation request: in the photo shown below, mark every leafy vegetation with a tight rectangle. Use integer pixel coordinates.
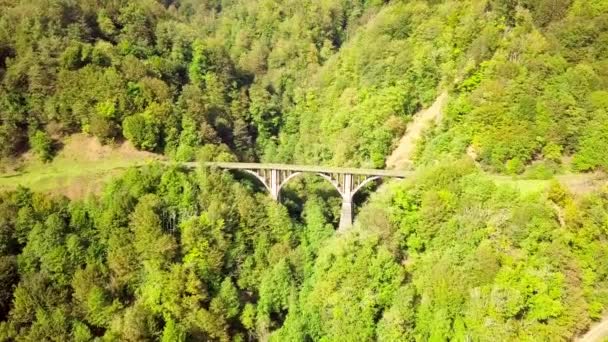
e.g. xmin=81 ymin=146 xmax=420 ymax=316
xmin=0 ymin=0 xmax=604 ymax=171
xmin=2 ymin=0 xmax=608 ymax=340
xmin=0 ymin=162 xmax=607 ymax=340
xmin=416 ymin=1 xmax=608 ymax=173
xmin=0 ymin=0 xmax=381 ymax=164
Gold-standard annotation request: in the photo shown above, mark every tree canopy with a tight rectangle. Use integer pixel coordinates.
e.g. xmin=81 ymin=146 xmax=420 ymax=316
xmin=1 ymin=0 xmax=608 ymax=340
xmin=0 ymin=0 xmax=606 ymax=172
xmin=0 ymin=162 xmax=607 ymax=340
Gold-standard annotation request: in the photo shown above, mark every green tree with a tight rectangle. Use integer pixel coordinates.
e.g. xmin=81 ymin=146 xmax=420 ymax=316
xmin=122 ymin=113 xmax=160 ymax=151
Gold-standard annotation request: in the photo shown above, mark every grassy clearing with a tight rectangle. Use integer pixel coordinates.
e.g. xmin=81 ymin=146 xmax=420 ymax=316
xmin=490 ymin=176 xmax=551 ymax=195
xmin=0 ymin=134 xmax=162 ymax=198
xmin=490 ymin=172 xmax=607 ymax=196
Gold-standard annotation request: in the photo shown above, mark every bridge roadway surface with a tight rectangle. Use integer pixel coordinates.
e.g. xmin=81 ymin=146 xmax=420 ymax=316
xmin=180 ymin=162 xmax=411 ymax=177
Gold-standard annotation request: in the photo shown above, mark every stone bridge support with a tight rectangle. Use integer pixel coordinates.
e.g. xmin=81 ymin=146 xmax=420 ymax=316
xmin=339 ymin=174 xmax=354 ymax=231
xmin=242 ymin=169 xmax=382 ymax=231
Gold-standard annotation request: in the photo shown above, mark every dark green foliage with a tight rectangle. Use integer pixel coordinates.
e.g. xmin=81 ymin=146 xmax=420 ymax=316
xmin=0 ymin=256 xmax=17 ymax=320
xmin=0 ymin=0 xmax=383 ymax=163
xmin=1 ymin=0 xmax=605 ymax=171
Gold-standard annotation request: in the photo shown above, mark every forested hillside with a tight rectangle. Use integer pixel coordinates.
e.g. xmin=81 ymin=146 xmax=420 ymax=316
xmin=1 ymin=162 xmax=608 ymax=340
xmin=2 ymin=0 xmax=608 ymax=341
xmin=1 ymin=0 xmax=605 ymax=171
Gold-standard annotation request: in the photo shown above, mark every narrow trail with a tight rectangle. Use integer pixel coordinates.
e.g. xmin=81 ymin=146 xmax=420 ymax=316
xmin=386 ymin=91 xmax=448 ymax=170
xmin=577 ymin=317 xmax=608 ymax=342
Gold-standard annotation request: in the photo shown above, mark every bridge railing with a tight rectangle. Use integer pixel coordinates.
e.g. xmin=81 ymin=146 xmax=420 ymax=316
xmin=179 ymin=161 xmax=411 ymax=178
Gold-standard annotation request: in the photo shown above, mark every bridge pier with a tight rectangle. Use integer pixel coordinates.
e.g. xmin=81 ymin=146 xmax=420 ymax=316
xmin=338 ymin=174 xmax=354 ymax=231
xmin=338 ymin=197 xmax=353 ymax=231
xmin=270 ymin=169 xmax=280 ymax=200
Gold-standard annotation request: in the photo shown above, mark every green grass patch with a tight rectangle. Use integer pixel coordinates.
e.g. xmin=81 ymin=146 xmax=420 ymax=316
xmin=490 ymin=175 xmax=551 ymax=195
xmin=0 ymin=135 xmax=161 ymax=196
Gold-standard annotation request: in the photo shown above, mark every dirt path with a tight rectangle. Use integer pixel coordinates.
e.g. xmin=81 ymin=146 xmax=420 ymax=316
xmin=577 ymin=317 xmax=608 ymax=342
xmin=386 ymin=91 xmax=448 ymax=170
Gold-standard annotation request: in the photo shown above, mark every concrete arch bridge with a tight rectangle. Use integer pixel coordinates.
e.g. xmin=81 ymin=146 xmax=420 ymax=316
xmin=182 ymin=162 xmax=411 ymax=231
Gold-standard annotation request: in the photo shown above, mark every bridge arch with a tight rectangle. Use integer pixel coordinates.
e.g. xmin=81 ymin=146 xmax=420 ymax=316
xmin=241 ymin=169 xmax=272 ymax=193
xmin=314 ymin=173 xmax=345 ymax=198
xmin=278 ymin=171 xmax=303 ymax=191
xmin=278 ymin=172 xmax=382 ymax=200
xmin=352 ymin=176 xmax=381 ymax=195
xmin=273 ymin=171 xmax=346 ymax=200
xmin=197 ymin=162 xmax=409 ymax=230
xmin=231 ymin=168 xmax=383 ymax=201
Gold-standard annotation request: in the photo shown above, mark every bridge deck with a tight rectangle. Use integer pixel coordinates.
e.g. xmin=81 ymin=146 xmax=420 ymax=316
xmin=179 ymin=162 xmax=411 ymax=178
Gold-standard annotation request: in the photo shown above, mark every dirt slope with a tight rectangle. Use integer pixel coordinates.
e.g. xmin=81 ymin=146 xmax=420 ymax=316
xmin=577 ymin=317 xmax=608 ymax=342
xmin=386 ymin=91 xmax=448 ymax=170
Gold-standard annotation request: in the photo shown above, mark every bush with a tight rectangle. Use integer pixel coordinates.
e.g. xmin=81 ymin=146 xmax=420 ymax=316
xmin=29 ymin=130 xmax=53 ymax=162
xmin=523 ymin=161 xmax=560 ymax=180
xmin=122 ymin=114 xmax=160 ymax=151
xmin=505 ymin=157 xmax=525 ymax=175
xmin=542 ymin=142 xmax=563 ymax=163
xmin=89 ymin=116 xmax=120 ymax=144
xmin=572 ymin=122 xmax=608 ymax=172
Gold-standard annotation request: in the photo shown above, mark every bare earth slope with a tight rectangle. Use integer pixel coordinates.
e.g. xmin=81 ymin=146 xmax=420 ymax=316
xmin=577 ymin=317 xmax=608 ymax=342
xmin=386 ymin=91 xmax=448 ymax=170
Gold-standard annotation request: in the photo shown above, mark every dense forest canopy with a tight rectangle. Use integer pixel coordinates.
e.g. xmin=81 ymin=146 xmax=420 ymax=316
xmin=1 ymin=0 xmax=608 ymax=341
xmin=0 ymin=0 xmax=606 ymax=170
xmin=1 ymin=162 xmax=608 ymax=340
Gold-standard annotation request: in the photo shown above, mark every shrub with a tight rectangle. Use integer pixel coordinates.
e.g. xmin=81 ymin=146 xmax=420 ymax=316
xmin=89 ymin=116 xmax=120 ymax=144
xmin=505 ymin=157 xmax=525 ymax=175
xmin=572 ymin=122 xmax=608 ymax=171
xmin=122 ymin=114 xmax=160 ymax=151
xmin=523 ymin=161 xmax=560 ymax=180
xmin=29 ymin=130 xmax=53 ymax=162
xmin=542 ymin=142 xmax=563 ymax=163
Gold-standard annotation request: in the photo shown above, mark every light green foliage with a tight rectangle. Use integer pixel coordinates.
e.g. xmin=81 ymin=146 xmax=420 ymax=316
xmin=418 ymin=4 xmax=608 ymax=172
xmin=275 ymin=1 xmax=477 ymax=167
xmin=258 ymin=259 xmax=294 ymax=318
xmin=506 ymin=157 xmax=525 ymax=175
xmin=573 ymin=116 xmax=608 ymax=171
xmin=129 ymin=194 xmax=177 ymax=267
xmin=211 ymin=278 xmax=240 ymax=319
xmin=122 ymin=112 xmax=161 ymax=151
xmin=380 ymin=161 xmax=608 ymax=340
xmin=0 ymin=165 xmax=307 ymax=339
xmin=0 ymin=160 xmax=607 ymax=340
xmin=161 ymin=318 xmax=186 ymax=342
